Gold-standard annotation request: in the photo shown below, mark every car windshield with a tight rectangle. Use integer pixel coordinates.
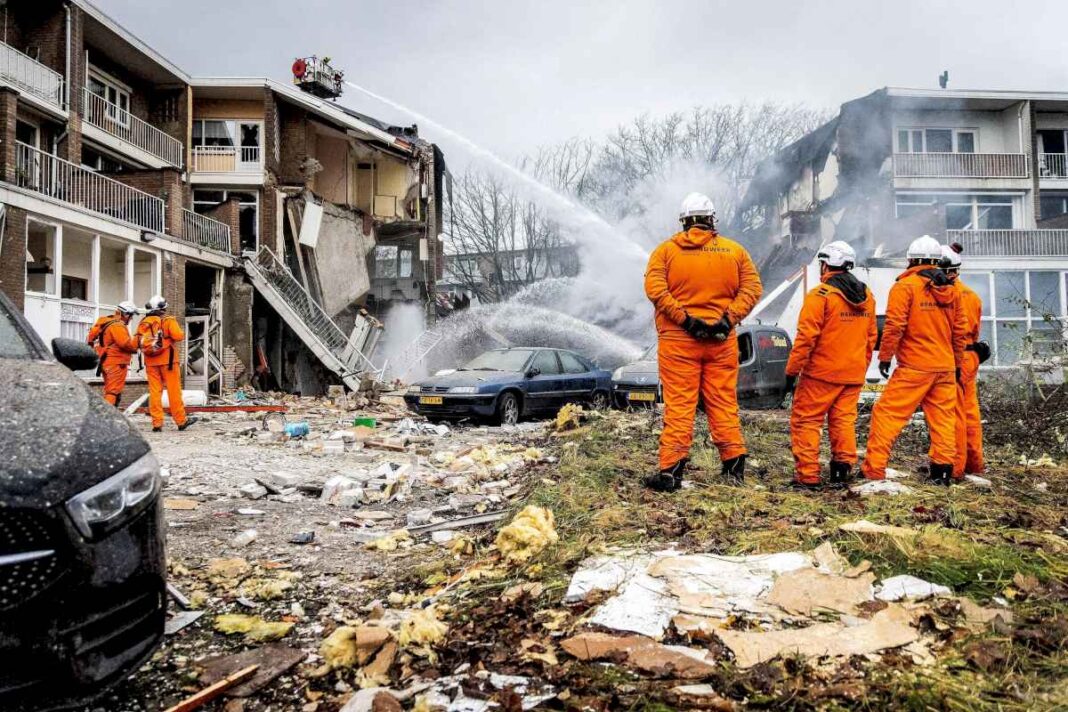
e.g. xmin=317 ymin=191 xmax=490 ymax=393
xmin=459 ymin=349 xmax=534 ymax=372
xmin=0 ymin=302 xmax=37 ymax=360
xmin=641 ymin=345 xmax=657 ymax=360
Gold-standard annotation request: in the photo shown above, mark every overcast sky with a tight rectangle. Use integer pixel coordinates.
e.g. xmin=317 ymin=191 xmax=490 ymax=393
xmin=99 ymin=0 xmax=1068 ymax=166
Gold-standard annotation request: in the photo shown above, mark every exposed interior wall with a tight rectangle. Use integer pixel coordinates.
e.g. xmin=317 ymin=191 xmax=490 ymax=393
xmin=311 ymin=200 xmax=375 ymax=316
xmin=374 ymin=157 xmax=410 ymax=218
xmin=314 ymin=133 xmax=349 ymax=205
xmin=222 ymin=272 xmax=253 ymax=386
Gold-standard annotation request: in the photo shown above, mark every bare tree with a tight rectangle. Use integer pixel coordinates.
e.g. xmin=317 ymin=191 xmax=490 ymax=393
xmin=444 ymin=171 xmax=577 ymax=302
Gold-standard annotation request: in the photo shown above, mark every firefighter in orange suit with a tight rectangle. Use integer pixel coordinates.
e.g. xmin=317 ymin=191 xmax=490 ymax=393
xmin=861 ymin=235 xmax=967 ymax=485
xmin=785 ymin=241 xmax=877 ymax=488
xmin=643 ymin=192 xmax=763 ymax=491
xmin=137 ymin=295 xmax=198 ymax=433
xmin=941 ymin=243 xmax=988 ymax=477
xmin=86 ymin=300 xmax=140 ymax=407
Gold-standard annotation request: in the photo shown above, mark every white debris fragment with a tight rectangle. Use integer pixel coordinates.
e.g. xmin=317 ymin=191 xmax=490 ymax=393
xmin=850 ymin=480 xmax=914 ymax=497
xmin=884 ymin=467 xmax=910 ymax=480
xmin=432 ymin=530 xmax=457 ymax=544
xmin=230 ymin=529 xmax=258 ymax=547
xmin=875 ymin=575 xmax=951 ymax=602
xmin=321 ymin=475 xmax=359 ymax=505
xmin=965 ymin=474 xmax=992 ymax=488
xmin=239 ymin=482 xmax=268 ymax=500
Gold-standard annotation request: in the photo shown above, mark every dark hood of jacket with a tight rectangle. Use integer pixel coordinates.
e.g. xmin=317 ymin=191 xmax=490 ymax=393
xmin=825 ymin=271 xmax=869 ymax=307
xmin=914 ymin=268 xmax=958 ymax=306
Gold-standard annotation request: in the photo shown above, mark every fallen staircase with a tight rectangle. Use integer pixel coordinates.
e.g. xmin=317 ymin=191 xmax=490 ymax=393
xmin=388 ymin=328 xmax=445 ymax=381
xmin=244 ymin=246 xmax=383 ymax=390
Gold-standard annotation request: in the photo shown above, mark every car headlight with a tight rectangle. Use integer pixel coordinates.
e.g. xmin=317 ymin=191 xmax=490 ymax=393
xmin=407 ymin=384 xmax=422 ymax=394
xmin=612 ymin=368 xmax=624 ymax=380
xmin=448 ymin=386 xmax=477 ymax=394
xmin=66 ymin=452 xmax=161 ymax=539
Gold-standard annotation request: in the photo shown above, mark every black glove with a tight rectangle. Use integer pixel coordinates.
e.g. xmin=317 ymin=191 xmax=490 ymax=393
xmin=878 ymin=361 xmax=892 ymax=379
xmin=784 ymin=374 xmax=797 ymax=394
xmin=708 ymin=314 xmax=732 ymax=339
xmin=682 ymin=314 xmax=714 ymax=340
xmin=974 ymin=341 xmax=991 ymax=364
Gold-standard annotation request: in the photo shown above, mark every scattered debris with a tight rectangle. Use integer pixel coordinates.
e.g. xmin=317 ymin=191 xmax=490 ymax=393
xmin=197 ymin=645 xmax=306 ymax=697
xmin=230 ymin=529 xmax=258 ymax=547
xmin=289 ymin=530 xmax=315 ymax=545
xmin=165 ymin=611 xmax=205 ymax=635
xmin=162 ymin=664 xmax=258 ymax=712
xmin=494 ymin=505 xmax=559 ymax=564
xmin=164 ymin=498 xmax=200 ymax=510
xmin=716 ymin=604 xmax=920 ymax=668
xmin=850 ymin=480 xmax=914 ymax=496
xmin=561 ymin=632 xmax=718 ymax=678
xmin=875 ymin=575 xmax=952 ymax=602
xmin=320 ymin=625 xmax=393 ymax=669
xmin=839 ymin=519 xmax=919 ymax=539
xmin=766 ymin=568 xmax=876 ymax=615
xmin=213 ymin=614 xmax=294 ymax=642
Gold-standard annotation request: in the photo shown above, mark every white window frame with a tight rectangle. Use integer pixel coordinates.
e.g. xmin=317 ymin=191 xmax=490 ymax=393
xmin=894 ymin=191 xmax=1021 ymax=229
xmin=896 ymin=127 xmax=979 ymax=153
xmin=193 ymin=188 xmax=259 ymax=250
xmin=87 ymin=66 xmax=131 ymax=127
xmin=25 ymin=218 xmax=62 ymax=297
xmin=962 ymin=269 xmax=1068 ymax=368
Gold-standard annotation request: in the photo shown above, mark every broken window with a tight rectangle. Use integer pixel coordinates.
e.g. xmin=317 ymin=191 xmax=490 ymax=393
xmin=375 ymin=246 xmax=398 ymax=279
xmin=193 ymin=189 xmax=258 ymax=250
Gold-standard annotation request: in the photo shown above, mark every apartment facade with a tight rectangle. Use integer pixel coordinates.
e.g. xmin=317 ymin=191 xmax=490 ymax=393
xmin=0 ymin=1 xmax=445 ymax=396
xmin=740 ymin=87 xmax=1068 ymax=370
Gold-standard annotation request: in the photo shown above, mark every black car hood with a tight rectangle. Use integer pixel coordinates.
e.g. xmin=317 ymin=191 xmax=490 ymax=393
xmin=420 ymin=371 xmax=524 ymax=388
xmin=0 ymin=358 xmax=149 ymax=507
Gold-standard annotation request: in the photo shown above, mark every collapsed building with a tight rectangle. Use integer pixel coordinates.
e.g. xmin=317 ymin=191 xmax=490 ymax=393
xmin=739 ymin=86 xmax=1068 ymax=371
xmin=0 ymin=1 xmax=446 ymax=398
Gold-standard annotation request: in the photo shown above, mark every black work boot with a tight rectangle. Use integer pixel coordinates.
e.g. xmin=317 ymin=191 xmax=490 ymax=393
xmin=178 ymin=416 xmax=200 ymax=432
xmin=721 ymin=454 xmax=746 ymax=484
xmin=829 ymin=460 xmax=854 ymax=487
xmin=928 ymin=462 xmax=953 ymax=486
xmin=644 ymin=458 xmax=687 ymax=493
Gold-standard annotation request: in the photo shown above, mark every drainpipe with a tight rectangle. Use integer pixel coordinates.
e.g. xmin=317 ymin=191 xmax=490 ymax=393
xmin=1017 ymin=102 xmax=1025 ymax=154
xmin=65 ymin=3 xmax=71 ymax=109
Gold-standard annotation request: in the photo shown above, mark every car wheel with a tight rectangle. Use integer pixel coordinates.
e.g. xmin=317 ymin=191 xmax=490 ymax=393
xmin=496 ymin=392 xmax=520 ymax=426
xmin=590 ymin=390 xmax=610 ymax=410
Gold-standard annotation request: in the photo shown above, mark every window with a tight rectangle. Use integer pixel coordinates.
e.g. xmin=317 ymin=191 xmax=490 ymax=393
xmin=530 ymin=350 xmax=561 ymax=375
xmin=81 ymin=147 xmax=123 ymax=173
xmin=26 ymin=222 xmax=57 ymax=294
xmin=87 ymin=70 xmax=130 ymax=126
xmin=738 ymin=333 xmax=754 ymax=364
xmin=193 ymin=189 xmax=258 ymax=251
xmin=896 ymin=128 xmax=978 ymax=153
xmin=558 ymin=351 xmax=588 ymax=374
xmin=895 ymin=193 xmax=1016 ymax=230
xmin=374 ymin=245 xmax=398 ymax=279
xmin=963 ymin=270 xmax=1068 ymax=367
xmin=192 ymin=120 xmax=262 ymax=168
xmin=61 ymin=276 xmax=88 ymax=301
xmin=1040 ymin=193 xmax=1068 ymax=221
xmin=193 ymin=120 xmax=236 ymax=148
xmin=15 ymin=120 xmax=37 ymax=147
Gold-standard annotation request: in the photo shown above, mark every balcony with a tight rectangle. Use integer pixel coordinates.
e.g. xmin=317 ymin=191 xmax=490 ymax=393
xmin=0 ymin=41 xmax=65 ymax=111
xmin=893 ymin=153 xmax=1030 ymax=179
xmin=947 ymin=229 xmax=1068 ymax=257
xmin=14 ymin=142 xmax=164 ymax=233
xmin=191 ymin=145 xmax=262 ymax=173
xmin=181 ymin=208 xmax=231 ymax=253
xmin=1038 ymin=153 xmax=1068 ymax=179
xmin=82 ymin=87 xmax=184 ymax=169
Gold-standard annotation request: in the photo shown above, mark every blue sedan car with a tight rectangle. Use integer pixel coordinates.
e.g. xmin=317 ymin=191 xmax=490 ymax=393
xmin=403 ymin=347 xmax=613 ymax=425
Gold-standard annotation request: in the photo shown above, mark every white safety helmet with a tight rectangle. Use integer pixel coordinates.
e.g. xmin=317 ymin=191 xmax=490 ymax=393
xmin=679 ymin=192 xmax=716 ymax=220
xmin=940 ymin=244 xmax=963 ymax=269
xmin=906 ymin=234 xmax=943 ymax=261
xmin=116 ymin=300 xmax=139 ymax=317
xmin=145 ymin=294 xmax=167 ymax=312
xmin=817 ymin=240 xmax=856 ymax=270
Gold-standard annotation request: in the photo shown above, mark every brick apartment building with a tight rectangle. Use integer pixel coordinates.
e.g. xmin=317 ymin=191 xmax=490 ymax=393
xmin=740 ymin=86 xmax=1068 ymax=371
xmin=0 ymin=0 xmax=445 ymax=396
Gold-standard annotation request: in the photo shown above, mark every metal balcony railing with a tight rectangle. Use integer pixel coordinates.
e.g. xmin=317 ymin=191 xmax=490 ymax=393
xmin=0 ymin=41 xmax=65 ymax=110
xmin=82 ymin=87 xmax=184 ymax=168
xmin=15 ymin=142 xmax=164 ymax=232
xmin=893 ymin=152 xmax=1030 ymax=178
xmin=191 ymin=145 xmax=262 ymax=173
xmin=1038 ymin=153 xmax=1068 ymax=178
xmin=181 ymin=209 xmax=231 ymax=253
xmin=947 ymin=229 xmax=1068 ymax=257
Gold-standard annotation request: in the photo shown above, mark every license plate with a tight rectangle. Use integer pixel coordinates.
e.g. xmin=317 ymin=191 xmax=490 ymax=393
xmin=862 ymin=383 xmax=885 ymax=393
xmin=419 ymin=396 xmax=443 ymax=405
xmin=628 ymin=391 xmax=656 ymax=402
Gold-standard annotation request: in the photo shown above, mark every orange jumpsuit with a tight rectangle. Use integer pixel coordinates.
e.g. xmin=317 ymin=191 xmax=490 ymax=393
xmin=644 ymin=227 xmax=763 ymax=470
xmin=137 ymin=314 xmax=187 ymax=429
xmin=861 ymin=266 xmax=967 ymax=480
xmin=954 ymin=280 xmax=984 ymax=476
xmin=87 ymin=314 xmax=139 ymax=407
xmin=785 ymin=273 xmax=877 ymax=484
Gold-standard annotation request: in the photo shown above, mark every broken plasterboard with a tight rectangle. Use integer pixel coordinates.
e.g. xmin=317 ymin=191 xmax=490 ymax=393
xmin=298 ymin=198 xmax=324 ymax=248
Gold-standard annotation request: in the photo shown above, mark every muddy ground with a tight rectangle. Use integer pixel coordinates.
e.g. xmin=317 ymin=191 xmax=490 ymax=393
xmin=75 ymin=393 xmax=1068 ymax=712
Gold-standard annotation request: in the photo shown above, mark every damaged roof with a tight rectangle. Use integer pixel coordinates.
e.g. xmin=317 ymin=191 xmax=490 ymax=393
xmin=740 ymin=118 xmax=839 ymax=212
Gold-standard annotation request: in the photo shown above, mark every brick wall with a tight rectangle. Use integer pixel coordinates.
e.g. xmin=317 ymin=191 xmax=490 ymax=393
xmin=162 ymin=252 xmax=186 ymax=322
xmin=0 ymin=207 xmax=28 ymax=309
xmin=263 ymin=90 xmax=280 ymax=175
xmin=0 ymin=87 xmax=18 ymax=183
xmin=206 ymin=198 xmax=241 ymax=254
xmin=64 ymin=6 xmax=84 ymax=164
xmin=6 ymin=3 xmax=67 ymax=76
xmin=277 ymin=103 xmax=310 ymax=186
xmin=261 ymin=179 xmax=279 ymax=252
